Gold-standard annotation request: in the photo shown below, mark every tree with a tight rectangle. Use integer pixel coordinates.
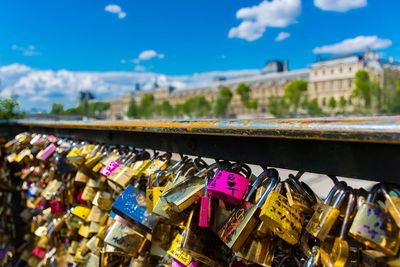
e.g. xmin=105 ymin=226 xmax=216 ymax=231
xmin=328 ymin=97 xmax=337 ymax=114
xmin=156 ymin=100 xmax=174 ymax=118
xmin=87 ymin=102 xmax=110 ymax=116
xmin=138 ymin=93 xmax=155 ymax=118
xmin=236 ymin=83 xmax=258 ymax=110
xmin=0 ymin=98 xmax=22 ymax=120
xmin=214 ymin=86 xmax=233 ymax=117
xmin=284 ymin=79 xmax=307 ymax=115
xmin=268 ymin=96 xmax=289 ymax=117
xmin=339 ymin=96 xmax=347 ymax=114
xmin=352 ymin=70 xmax=376 ymax=110
xmin=184 ymin=96 xmax=211 ymax=118
xmin=307 ymin=98 xmax=323 ymax=116
xmin=50 ymin=103 xmax=64 ymax=115
xmin=127 ymin=97 xmax=139 ymax=118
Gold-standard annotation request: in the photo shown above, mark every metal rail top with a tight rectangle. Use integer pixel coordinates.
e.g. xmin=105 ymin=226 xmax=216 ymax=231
xmin=2 ymin=116 xmax=400 ymax=183
xmin=6 ymin=116 xmax=400 ymax=144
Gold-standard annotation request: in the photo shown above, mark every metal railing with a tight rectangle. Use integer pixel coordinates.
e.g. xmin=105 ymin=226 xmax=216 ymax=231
xmin=1 ymin=116 xmax=400 ymax=183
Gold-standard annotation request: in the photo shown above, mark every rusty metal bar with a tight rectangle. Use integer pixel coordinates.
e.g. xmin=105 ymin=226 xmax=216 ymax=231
xmin=1 ymin=116 xmax=400 ymax=183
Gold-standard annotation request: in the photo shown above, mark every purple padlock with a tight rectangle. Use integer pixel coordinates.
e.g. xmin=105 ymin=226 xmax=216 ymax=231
xmin=37 ymin=144 xmax=56 ymax=161
xmin=207 ymin=170 xmax=250 ymax=205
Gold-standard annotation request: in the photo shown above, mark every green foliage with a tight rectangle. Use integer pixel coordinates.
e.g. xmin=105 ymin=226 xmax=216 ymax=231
xmin=50 ymin=101 xmax=110 ymax=116
xmin=352 ymin=70 xmax=376 ymax=109
xmin=284 ymin=79 xmax=308 ymax=114
xmin=339 ymin=96 xmax=347 ymax=113
xmin=214 ymin=86 xmax=233 ymax=117
xmin=268 ymin=96 xmax=289 ymax=117
xmin=236 ymin=83 xmax=258 ymax=110
xmin=156 ymin=100 xmax=174 ymax=118
xmin=50 ymin=103 xmax=64 ymax=115
xmin=307 ymin=98 xmax=323 ymax=116
xmin=127 ymin=97 xmax=138 ymax=118
xmin=0 ymin=98 xmax=22 ymax=120
xmin=179 ymin=96 xmax=211 ymax=118
xmin=138 ymin=93 xmax=155 ymax=118
xmin=328 ymin=97 xmax=337 ymax=110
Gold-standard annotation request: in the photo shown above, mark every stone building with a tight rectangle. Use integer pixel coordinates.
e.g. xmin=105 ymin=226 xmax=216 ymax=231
xmin=106 ymin=51 xmax=398 ymax=119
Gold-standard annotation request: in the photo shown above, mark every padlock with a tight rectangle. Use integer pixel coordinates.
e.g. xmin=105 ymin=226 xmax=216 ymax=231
xmin=49 ymin=198 xmax=66 ymax=217
xmin=167 ymin=233 xmax=193 ymax=266
xmin=304 ymin=245 xmax=321 ymax=267
xmin=146 ymin=167 xmax=169 ymax=213
xmin=103 ymin=220 xmax=150 ymax=256
xmin=151 ymin=160 xmax=192 ymax=225
xmin=112 ymin=183 xmax=159 ymax=232
xmin=110 ymin=152 xmax=151 ymax=188
xmin=71 ymin=205 xmax=91 ymax=221
xmin=321 ymin=188 xmax=356 ymax=267
xmin=161 ymin=162 xmax=208 ymax=213
xmin=92 ymin=191 xmax=113 ymax=211
xmin=182 ymin=206 xmax=231 ymax=267
xmin=207 ymin=163 xmax=252 ymax=205
xmin=259 ymin=178 xmax=305 ymax=245
xmin=152 ymin=221 xmax=175 ymax=250
xmin=306 ymin=182 xmax=347 ymax=241
xmin=199 ymin=175 xmax=212 ymax=227
xmin=36 ymin=143 xmax=57 ymax=161
xmin=349 ymin=183 xmax=400 ymax=256
xmin=236 ymin=232 xmax=275 ymax=267
xmin=218 ymin=170 xmax=278 ymax=252
xmin=382 ymin=186 xmax=400 ymax=228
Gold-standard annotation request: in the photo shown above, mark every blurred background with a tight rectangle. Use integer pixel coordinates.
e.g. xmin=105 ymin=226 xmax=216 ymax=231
xmin=0 ymin=0 xmax=399 ymax=121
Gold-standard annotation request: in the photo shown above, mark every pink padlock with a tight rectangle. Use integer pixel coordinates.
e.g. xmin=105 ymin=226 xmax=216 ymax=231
xmin=37 ymin=143 xmax=56 ymax=161
xmin=99 ymin=160 xmax=121 ymax=177
xmin=32 ymin=246 xmax=46 ymax=259
xmin=50 ymin=199 xmax=65 ymax=216
xmin=207 ymin=169 xmax=250 ymax=205
xmin=199 ymin=177 xmax=211 ymax=227
xmin=172 ymin=259 xmax=199 ymax=267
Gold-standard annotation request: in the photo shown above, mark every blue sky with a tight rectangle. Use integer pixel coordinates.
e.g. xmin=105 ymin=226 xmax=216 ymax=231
xmin=0 ymin=0 xmax=399 ymax=110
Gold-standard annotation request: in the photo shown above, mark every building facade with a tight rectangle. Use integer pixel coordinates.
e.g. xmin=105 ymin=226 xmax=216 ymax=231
xmin=106 ymin=51 xmax=398 ymax=119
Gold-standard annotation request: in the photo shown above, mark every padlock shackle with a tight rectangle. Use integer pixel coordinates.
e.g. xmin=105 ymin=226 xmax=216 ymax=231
xmin=244 ymin=170 xmax=269 ymax=202
xmin=331 ymin=186 xmax=347 ymax=208
xmin=256 ymin=175 xmax=280 ymax=208
xmin=324 ymin=181 xmax=346 ymax=205
xmin=366 ymin=183 xmax=381 ymax=202
xmin=340 ymin=188 xmax=355 ymax=239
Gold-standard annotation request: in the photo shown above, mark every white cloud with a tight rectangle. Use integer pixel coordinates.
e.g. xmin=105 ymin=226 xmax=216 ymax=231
xmin=275 ymin=32 xmax=291 ymax=42
xmin=228 ymin=0 xmax=301 ymax=41
xmin=314 ymin=0 xmax=367 ymax=12
xmin=138 ymin=50 xmax=165 ymax=61
xmin=105 ymin=4 xmax=126 ymax=19
xmin=0 ymin=64 xmax=259 ymax=111
xmin=313 ymin=35 xmax=392 ymax=54
xmin=11 ymin=44 xmax=40 ymax=56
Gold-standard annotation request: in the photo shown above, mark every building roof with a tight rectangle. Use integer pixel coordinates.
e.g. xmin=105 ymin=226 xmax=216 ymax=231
xmin=173 ymin=68 xmax=309 ymax=94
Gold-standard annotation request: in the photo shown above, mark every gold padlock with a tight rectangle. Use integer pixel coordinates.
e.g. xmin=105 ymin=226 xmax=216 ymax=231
xmin=321 ymin=188 xmax=356 ymax=267
xmin=306 ymin=182 xmax=347 ymax=241
xmin=259 ymin=182 xmax=305 ymax=245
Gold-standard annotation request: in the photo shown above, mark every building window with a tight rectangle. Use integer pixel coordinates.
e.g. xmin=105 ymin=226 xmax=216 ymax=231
xmin=349 ymin=67 xmax=352 ymax=72
xmin=331 ymin=81 xmax=335 ymax=91
xmin=339 ymin=67 xmax=343 ymax=73
xmin=331 ymin=69 xmax=334 ymax=74
xmin=314 ymin=71 xmax=318 ymax=76
xmin=322 ymin=70 xmax=326 ymax=75
xmin=348 ymin=79 xmax=353 ymax=88
xmin=339 ymin=80 xmax=343 ymax=89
